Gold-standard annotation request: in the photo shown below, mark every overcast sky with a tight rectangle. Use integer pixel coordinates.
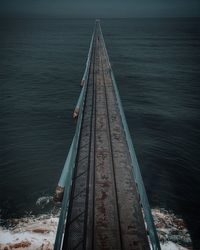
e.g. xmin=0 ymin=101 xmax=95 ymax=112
xmin=1 ymin=0 xmax=200 ymax=18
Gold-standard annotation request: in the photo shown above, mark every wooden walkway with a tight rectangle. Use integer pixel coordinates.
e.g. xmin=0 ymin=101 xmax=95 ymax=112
xmin=54 ymin=20 xmax=160 ymax=250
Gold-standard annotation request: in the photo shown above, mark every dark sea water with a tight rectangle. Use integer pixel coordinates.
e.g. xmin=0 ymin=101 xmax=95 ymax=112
xmin=0 ymin=18 xmax=200 ymax=248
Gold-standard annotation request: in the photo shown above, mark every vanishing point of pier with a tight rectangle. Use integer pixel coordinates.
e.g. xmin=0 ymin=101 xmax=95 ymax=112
xmin=54 ymin=20 xmax=160 ymax=250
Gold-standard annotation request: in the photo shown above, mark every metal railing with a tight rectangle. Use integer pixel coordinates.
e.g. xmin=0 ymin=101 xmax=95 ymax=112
xmin=54 ymin=20 xmax=160 ymax=250
xmin=54 ymin=28 xmax=95 ymax=250
xmin=98 ymin=23 xmax=161 ymax=250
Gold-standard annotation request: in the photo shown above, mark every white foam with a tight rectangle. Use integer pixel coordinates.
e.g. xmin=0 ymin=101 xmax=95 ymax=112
xmin=0 ymin=208 xmax=192 ymax=250
xmin=161 ymin=241 xmax=189 ymax=250
xmin=0 ymin=215 xmax=58 ymax=250
xmin=152 ymin=208 xmax=192 ymax=249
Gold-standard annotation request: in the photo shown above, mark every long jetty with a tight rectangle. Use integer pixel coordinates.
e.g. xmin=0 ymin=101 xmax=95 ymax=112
xmin=54 ymin=20 xmax=160 ymax=250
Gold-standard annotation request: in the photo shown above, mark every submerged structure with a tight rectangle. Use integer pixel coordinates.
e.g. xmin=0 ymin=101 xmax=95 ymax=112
xmin=54 ymin=20 xmax=160 ymax=250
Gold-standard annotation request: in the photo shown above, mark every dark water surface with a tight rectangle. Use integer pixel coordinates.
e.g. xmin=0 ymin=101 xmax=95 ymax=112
xmin=0 ymin=18 xmax=200 ymax=248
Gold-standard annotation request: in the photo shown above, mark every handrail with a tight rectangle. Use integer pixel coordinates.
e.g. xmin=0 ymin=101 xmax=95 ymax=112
xmin=81 ymin=29 xmax=95 ymax=86
xmin=98 ymin=22 xmax=161 ymax=250
xmin=54 ymin=23 xmax=95 ymax=203
xmin=111 ymin=71 xmax=161 ymax=250
xmin=54 ymin=27 xmax=95 ymax=250
xmin=54 ymin=20 xmax=160 ymax=250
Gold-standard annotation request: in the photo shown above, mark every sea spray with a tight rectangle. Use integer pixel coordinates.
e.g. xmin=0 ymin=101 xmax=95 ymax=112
xmin=0 ymin=208 xmax=193 ymax=250
xmin=152 ymin=209 xmax=192 ymax=249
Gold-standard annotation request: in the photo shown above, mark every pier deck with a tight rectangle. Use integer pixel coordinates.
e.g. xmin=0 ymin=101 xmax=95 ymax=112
xmin=54 ymin=20 xmax=160 ymax=250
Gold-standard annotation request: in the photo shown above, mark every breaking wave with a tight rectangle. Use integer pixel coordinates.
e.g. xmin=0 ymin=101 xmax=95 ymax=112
xmin=0 ymin=214 xmax=58 ymax=250
xmin=152 ymin=209 xmax=192 ymax=250
xmin=0 ymin=204 xmax=193 ymax=250
xmin=36 ymin=196 xmax=54 ymax=209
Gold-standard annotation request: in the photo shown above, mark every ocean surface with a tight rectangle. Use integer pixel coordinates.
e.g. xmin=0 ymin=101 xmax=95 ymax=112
xmin=0 ymin=18 xmax=200 ymax=248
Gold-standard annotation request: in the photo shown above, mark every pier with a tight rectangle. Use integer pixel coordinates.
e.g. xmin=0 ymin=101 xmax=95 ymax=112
xmin=54 ymin=20 xmax=160 ymax=250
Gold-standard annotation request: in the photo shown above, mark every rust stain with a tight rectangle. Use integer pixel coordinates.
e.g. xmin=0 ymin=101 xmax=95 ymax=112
xmin=101 ymin=190 xmax=107 ymax=200
xmin=100 ymin=175 xmax=109 ymax=181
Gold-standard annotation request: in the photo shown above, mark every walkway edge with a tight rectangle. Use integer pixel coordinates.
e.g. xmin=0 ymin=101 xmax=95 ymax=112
xmin=54 ymin=26 xmax=95 ymax=250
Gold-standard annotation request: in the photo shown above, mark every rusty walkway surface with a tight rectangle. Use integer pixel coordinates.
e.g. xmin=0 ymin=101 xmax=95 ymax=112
xmin=54 ymin=20 xmax=160 ymax=250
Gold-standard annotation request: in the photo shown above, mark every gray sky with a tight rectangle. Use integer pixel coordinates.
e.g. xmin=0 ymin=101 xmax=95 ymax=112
xmin=1 ymin=0 xmax=200 ymax=18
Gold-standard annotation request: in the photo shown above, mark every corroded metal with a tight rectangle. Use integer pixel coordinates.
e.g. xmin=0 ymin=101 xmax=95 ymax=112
xmin=54 ymin=186 xmax=64 ymax=203
xmin=54 ymin=20 xmax=160 ymax=250
xmin=73 ymin=107 xmax=80 ymax=119
xmin=54 ymin=22 xmax=95 ymax=250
